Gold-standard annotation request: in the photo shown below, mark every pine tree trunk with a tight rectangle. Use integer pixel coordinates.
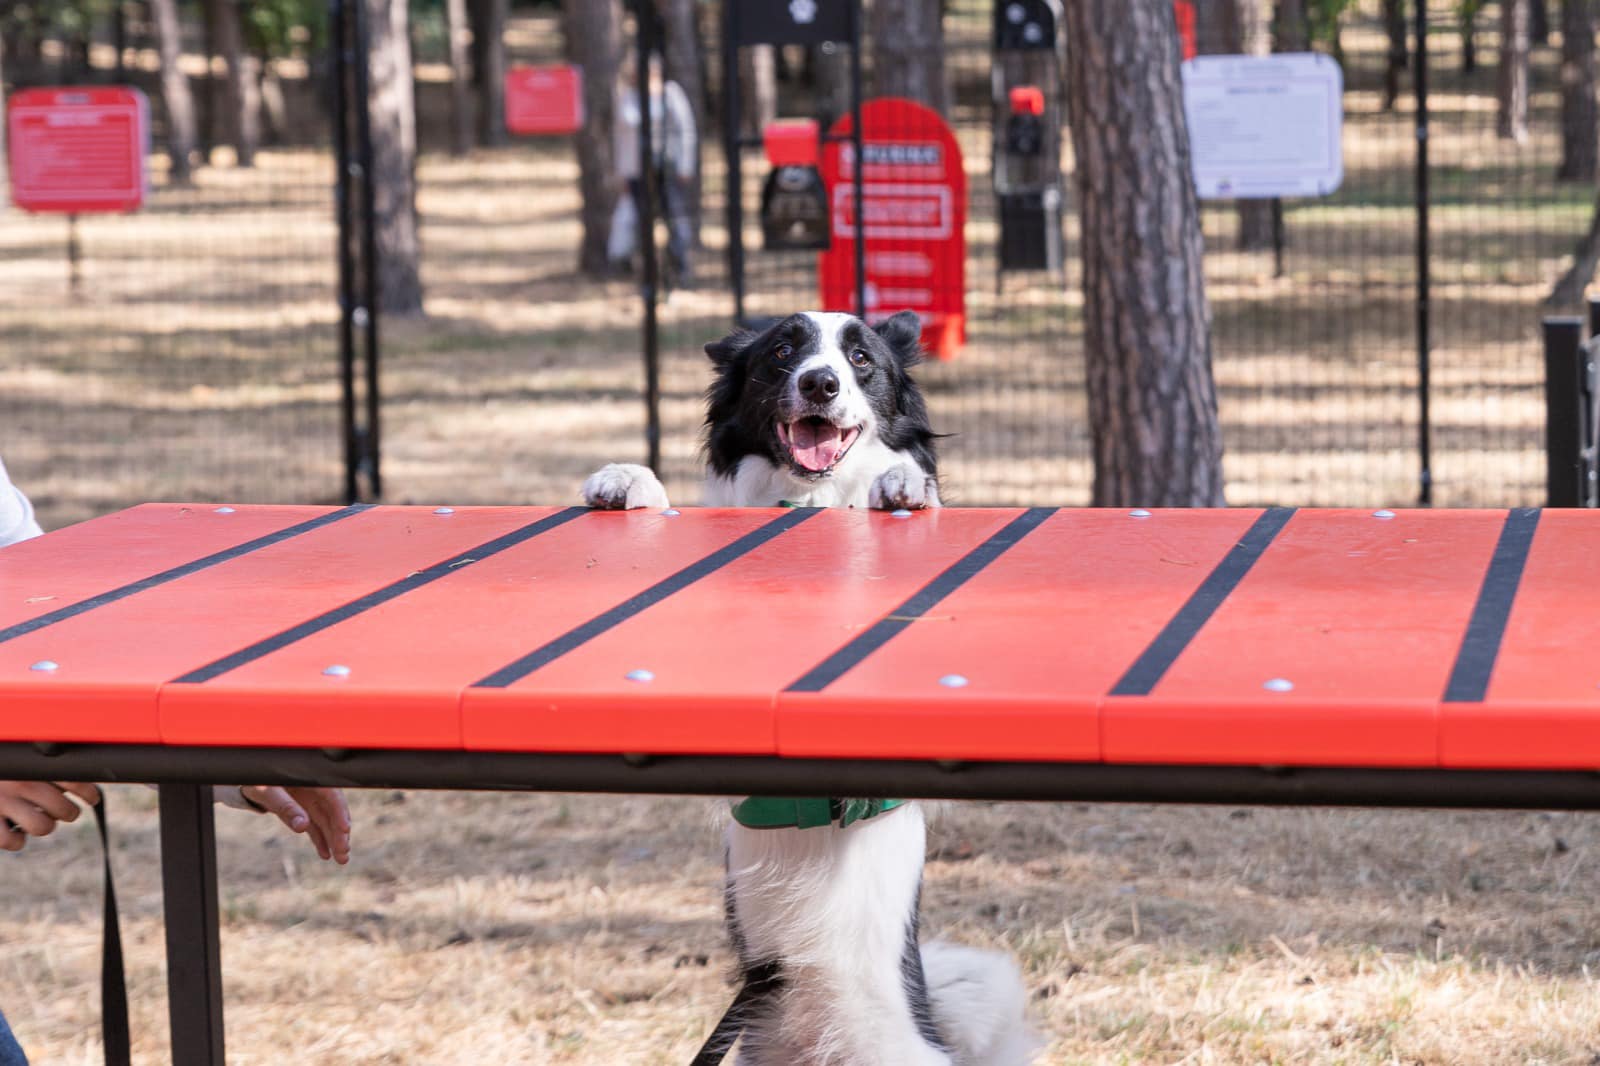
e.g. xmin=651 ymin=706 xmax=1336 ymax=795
xmin=1462 ymin=1 xmax=1481 ymax=73
xmin=365 ymin=0 xmax=424 ymax=315
xmin=1550 ymin=182 xmax=1600 ymax=304
xmin=469 ymin=0 xmax=507 ymax=147
xmin=869 ymin=0 xmax=948 ymax=113
xmin=1561 ymin=0 xmax=1598 ymax=180
xmin=260 ymin=59 xmax=288 ymax=144
xmin=0 ymin=34 xmax=8 ymax=213
xmin=1201 ymin=0 xmax=1275 ymax=250
xmin=1383 ymin=0 xmax=1408 ymax=110
xmin=1274 ymin=0 xmax=1310 ymax=51
xmin=446 ymin=0 xmax=472 ymax=156
xmin=150 ymin=0 xmax=197 ymax=183
xmin=738 ymin=45 xmax=777 ymax=136
xmin=208 ymin=0 xmax=257 ymax=166
xmin=1500 ymin=0 xmax=1531 ymax=141
xmin=655 ymin=0 xmax=704 ymax=242
xmin=1064 ymin=0 xmax=1226 ymax=507
xmin=562 ymin=0 xmax=621 ymax=275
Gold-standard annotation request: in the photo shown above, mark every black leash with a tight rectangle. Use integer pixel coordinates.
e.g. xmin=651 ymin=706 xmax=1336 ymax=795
xmin=90 ymin=797 xmax=132 ymax=1066
xmin=3 ymin=798 xmax=129 ymax=1066
xmin=688 ymin=961 xmax=782 ymax=1066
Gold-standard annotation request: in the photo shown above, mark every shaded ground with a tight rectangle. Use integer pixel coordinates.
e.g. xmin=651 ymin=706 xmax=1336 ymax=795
xmin=2 ymin=790 xmax=1599 ymax=1064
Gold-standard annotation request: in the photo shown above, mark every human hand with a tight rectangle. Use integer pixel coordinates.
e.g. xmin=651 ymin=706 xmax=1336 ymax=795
xmin=239 ymin=786 xmax=351 ymax=864
xmin=0 ymin=780 xmax=101 ymax=852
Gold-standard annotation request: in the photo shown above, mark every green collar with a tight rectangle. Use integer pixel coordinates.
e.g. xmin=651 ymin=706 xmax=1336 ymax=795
xmin=731 ymin=796 xmax=906 ymax=829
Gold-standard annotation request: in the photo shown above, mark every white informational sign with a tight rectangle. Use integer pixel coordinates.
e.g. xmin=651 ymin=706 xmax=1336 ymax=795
xmin=1181 ymin=52 xmax=1344 ymax=200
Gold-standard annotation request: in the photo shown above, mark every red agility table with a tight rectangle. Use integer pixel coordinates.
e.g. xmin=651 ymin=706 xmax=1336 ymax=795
xmin=2 ymin=504 xmax=1598 ymax=1064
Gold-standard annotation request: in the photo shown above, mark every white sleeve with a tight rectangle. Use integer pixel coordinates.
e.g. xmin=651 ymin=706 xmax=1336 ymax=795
xmin=0 ymin=456 xmax=45 ymax=547
xmin=139 ymin=783 xmax=265 ymax=811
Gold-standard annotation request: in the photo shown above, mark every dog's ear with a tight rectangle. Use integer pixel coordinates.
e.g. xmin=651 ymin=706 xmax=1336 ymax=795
xmin=705 ymin=329 xmax=755 ymax=368
xmin=872 ymin=311 xmax=924 ymax=367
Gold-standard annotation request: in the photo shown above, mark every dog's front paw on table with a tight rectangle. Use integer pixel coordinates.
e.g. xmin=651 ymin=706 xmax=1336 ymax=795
xmin=868 ymin=464 xmax=940 ymax=511
xmin=582 ymin=464 xmax=671 ymax=510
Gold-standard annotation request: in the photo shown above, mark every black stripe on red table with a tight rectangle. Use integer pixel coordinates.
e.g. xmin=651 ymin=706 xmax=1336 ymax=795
xmin=472 ymin=508 xmax=821 ymax=690
xmin=0 ymin=505 xmax=372 ymax=648
xmin=1108 ymin=507 xmax=1297 ymax=698
xmin=1443 ymin=507 xmax=1541 ymax=704
xmin=785 ymin=507 xmax=1057 ymax=694
xmin=170 ymin=507 xmax=590 ymax=684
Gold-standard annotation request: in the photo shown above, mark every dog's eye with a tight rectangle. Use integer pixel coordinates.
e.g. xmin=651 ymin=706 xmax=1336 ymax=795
xmin=849 ymin=348 xmax=870 ymax=368
xmin=774 ymin=343 xmax=793 ymax=361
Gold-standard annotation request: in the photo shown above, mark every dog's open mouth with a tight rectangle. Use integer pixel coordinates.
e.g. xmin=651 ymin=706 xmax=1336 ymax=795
xmin=778 ymin=416 xmax=862 ymax=474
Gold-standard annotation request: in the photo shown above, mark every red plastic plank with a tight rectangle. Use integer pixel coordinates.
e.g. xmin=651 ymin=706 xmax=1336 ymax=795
xmin=1103 ymin=509 xmax=1506 ymax=767
xmin=0 ymin=506 xmax=534 ymax=744
xmin=463 ymin=508 xmax=1018 ymax=756
xmin=0 ymin=504 xmax=337 ymax=632
xmin=777 ymin=508 xmax=1265 ymax=760
xmin=0 ymin=505 xmax=345 ymax=743
xmin=1444 ymin=511 xmax=1600 ymax=768
xmin=167 ymin=508 xmax=776 ymax=750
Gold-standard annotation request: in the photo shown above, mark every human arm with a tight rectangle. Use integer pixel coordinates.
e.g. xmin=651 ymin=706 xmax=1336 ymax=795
xmin=232 ymin=786 xmax=352 ymax=864
xmin=0 ymin=781 xmax=101 ymax=851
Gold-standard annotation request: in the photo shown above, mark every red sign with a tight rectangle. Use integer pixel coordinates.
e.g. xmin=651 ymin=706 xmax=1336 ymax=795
xmin=1174 ymin=1 xmax=1198 ymax=62
xmin=819 ymin=98 xmax=967 ymax=360
xmin=505 ymin=65 xmax=584 ymax=136
xmin=8 ymin=86 xmax=149 ymax=214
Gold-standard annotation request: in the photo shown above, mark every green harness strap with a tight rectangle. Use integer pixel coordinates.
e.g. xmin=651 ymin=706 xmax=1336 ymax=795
xmin=731 ymin=796 xmax=905 ymax=829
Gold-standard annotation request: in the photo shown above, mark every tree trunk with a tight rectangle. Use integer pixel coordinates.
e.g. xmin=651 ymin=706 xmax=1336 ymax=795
xmin=1549 ymin=183 xmax=1600 ymax=304
xmin=0 ymin=34 xmax=8 ymax=213
xmin=1064 ymin=0 xmax=1226 ymax=507
xmin=562 ymin=0 xmax=622 ymax=275
xmin=738 ymin=45 xmax=777 ymax=136
xmin=869 ymin=0 xmax=948 ymax=113
xmin=655 ymin=0 xmax=704 ymax=242
xmin=469 ymin=0 xmax=507 ymax=147
xmin=1500 ymin=0 xmax=1531 ymax=141
xmin=1273 ymin=0 xmax=1310 ymax=51
xmin=1534 ymin=0 xmax=1552 ymax=42
xmin=1461 ymin=0 xmax=1482 ymax=73
xmin=812 ymin=41 xmax=851 ymax=126
xmin=365 ymin=0 xmax=424 ymax=314
xmin=446 ymin=0 xmax=472 ymax=155
xmin=199 ymin=0 xmax=219 ymax=157
xmin=1561 ymin=0 xmax=1597 ymax=180
xmin=1200 ymin=0 xmax=1275 ymax=250
xmin=207 ymin=0 xmax=257 ymax=166
xmin=260 ymin=58 xmax=289 ymax=145
xmin=150 ymin=0 xmax=198 ymax=183
xmin=1382 ymin=0 xmax=1407 ymax=110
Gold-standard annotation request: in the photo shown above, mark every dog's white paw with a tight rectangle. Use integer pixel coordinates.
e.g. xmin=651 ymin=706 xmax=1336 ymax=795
xmin=868 ymin=464 xmax=940 ymax=511
xmin=582 ymin=463 xmax=671 ymax=510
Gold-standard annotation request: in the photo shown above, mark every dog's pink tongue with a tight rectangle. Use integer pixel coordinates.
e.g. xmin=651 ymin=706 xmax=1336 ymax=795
xmin=790 ymin=420 xmax=845 ymax=471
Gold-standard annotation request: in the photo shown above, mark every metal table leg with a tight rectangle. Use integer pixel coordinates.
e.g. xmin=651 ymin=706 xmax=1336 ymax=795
xmin=158 ymin=785 xmax=226 ymax=1065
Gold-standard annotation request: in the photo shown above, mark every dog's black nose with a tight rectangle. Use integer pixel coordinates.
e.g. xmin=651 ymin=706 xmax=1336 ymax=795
xmin=799 ymin=368 xmax=840 ymax=403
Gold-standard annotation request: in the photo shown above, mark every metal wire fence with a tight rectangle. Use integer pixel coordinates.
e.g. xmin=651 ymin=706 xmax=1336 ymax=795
xmin=1 ymin=0 xmax=1590 ymax=527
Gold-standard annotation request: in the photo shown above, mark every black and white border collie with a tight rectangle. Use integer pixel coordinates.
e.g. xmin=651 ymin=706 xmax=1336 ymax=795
xmin=584 ymin=311 xmax=1038 ymax=1065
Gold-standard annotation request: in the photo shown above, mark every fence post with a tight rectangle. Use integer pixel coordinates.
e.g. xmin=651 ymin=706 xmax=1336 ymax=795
xmin=1543 ymin=315 xmax=1585 ymax=507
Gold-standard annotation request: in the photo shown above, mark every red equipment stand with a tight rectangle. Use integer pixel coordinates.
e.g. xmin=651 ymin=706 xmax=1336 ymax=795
xmin=3 ymin=504 xmax=1599 ymax=1064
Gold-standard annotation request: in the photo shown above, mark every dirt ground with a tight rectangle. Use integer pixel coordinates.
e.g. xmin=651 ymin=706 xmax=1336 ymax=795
xmin=2 ymin=789 xmax=1599 ymax=1064
xmin=5 ymin=5 xmax=1600 ymax=1065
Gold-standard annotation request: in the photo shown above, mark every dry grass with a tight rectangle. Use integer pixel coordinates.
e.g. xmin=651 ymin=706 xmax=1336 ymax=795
xmin=4 ymin=789 xmax=1600 ymax=1064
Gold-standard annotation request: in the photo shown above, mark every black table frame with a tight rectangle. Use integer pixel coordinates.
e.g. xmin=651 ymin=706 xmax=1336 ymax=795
xmin=4 ymin=741 xmax=1600 ymax=1066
